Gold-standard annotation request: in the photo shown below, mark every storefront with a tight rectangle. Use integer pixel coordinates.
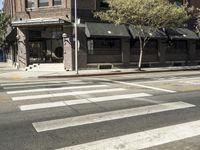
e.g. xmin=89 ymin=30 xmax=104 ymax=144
xmin=85 ymin=22 xmax=130 ymax=66
xmin=12 ymin=18 xmax=68 ymax=68
xmin=165 ymin=28 xmax=198 ymax=65
xmin=129 ymin=26 xmax=167 ymax=66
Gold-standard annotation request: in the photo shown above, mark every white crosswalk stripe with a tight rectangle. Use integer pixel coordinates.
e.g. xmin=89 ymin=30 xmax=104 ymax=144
xmin=7 ymin=85 xmax=108 ymax=94
xmin=19 ymin=93 xmax=152 ymax=111
xmin=56 ymin=119 xmax=200 ymax=150
xmin=3 ymin=82 xmax=87 ymax=90
xmin=32 ymin=101 xmax=194 ymax=132
xmin=12 ymin=88 xmax=126 ymax=101
xmin=0 ymin=80 xmax=82 ymax=86
xmin=1 ymin=79 xmax=197 ymax=149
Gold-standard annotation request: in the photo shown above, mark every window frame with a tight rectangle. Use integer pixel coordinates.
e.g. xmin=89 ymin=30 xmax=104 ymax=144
xmin=88 ymin=38 xmax=121 ymax=55
xmin=53 ymin=0 xmax=62 ymax=6
xmin=38 ymin=0 xmax=49 ymax=7
xmin=26 ymin=0 xmax=35 ymax=8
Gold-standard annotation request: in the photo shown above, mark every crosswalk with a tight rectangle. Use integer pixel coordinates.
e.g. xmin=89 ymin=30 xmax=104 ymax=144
xmin=1 ymin=78 xmax=199 ymax=150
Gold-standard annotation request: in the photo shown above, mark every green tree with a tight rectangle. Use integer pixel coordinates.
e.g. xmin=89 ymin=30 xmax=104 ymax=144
xmin=0 ymin=10 xmax=10 ymax=45
xmin=95 ymin=0 xmax=191 ymax=70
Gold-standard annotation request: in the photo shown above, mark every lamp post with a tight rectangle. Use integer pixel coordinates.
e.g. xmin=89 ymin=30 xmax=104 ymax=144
xmin=74 ymin=0 xmax=78 ymax=74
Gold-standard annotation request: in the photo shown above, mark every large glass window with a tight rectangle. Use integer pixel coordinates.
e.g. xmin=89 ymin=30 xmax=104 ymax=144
xmin=39 ymin=0 xmax=49 ymax=7
xmin=53 ymin=0 xmax=61 ymax=6
xmin=196 ymin=41 xmax=200 ymax=50
xmin=167 ymin=40 xmax=187 ymax=53
xmin=88 ymin=38 xmax=121 ymax=55
xmin=131 ymin=39 xmax=158 ymax=55
xmin=26 ymin=0 xmax=34 ymax=8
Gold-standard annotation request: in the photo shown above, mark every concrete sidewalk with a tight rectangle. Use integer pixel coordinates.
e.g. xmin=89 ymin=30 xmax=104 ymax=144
xmin=0 ymin=62 xmax=200 ymax=79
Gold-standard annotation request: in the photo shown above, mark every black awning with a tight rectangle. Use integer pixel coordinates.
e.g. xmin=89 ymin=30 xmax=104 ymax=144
xmin=85 ymin=22 xmax=130 ymax=38
xmin=5 ymin=28 xmax=17 ymax=42
xmin=12 ymin=18 xmax=66 ymax=27
xmin=128 ymin=25 xmax=167 ymax=39
xmin=165 ymin=28 xmax=199 ymax=40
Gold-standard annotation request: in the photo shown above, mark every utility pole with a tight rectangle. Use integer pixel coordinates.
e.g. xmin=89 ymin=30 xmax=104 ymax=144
xmin=74 ymin=0 xmax=78 ymax=74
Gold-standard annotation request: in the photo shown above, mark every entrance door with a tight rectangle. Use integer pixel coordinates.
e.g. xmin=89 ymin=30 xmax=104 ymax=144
xmin=29 ymin=41 xmax=46 ymax=64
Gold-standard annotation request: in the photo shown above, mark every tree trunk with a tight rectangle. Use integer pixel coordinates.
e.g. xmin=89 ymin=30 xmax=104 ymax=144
xmin=138 ymin=37 xmax=143 ymax=71
xmin=138 ymin=47 xmax=143 ymax=71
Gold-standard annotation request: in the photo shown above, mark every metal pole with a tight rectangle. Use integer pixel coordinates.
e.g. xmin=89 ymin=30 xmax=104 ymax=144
xmin=74 ymin=0 xmax=78 ymax=74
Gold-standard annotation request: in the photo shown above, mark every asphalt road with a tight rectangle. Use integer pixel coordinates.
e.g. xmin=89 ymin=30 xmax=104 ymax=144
xmin=1 ymin=71 xmax=200 ymax=150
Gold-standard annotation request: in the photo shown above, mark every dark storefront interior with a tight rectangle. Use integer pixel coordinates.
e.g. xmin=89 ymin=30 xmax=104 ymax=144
xmin=28 ymin=27 xmax=63 ymax=64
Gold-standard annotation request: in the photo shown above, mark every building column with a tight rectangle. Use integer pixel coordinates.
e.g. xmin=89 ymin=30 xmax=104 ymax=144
xmin=21 ymin=0 xmax=26 ymax=11
xmin=34 ymin=0 xmax=39 ymax=8
xmin=158 ymin=39 xmax=167 ymax=65
xmin=16 ymin=27 xmax=29 ymax=69
xmin=49 ymin=0 xmax=53 ymax=7
xmin=121 ymin=38 xmax=130 ymax=67
xmin=62 ymin=0 xmax=67 ymax=8
xmin=63 ymin=27 xmax=74 ymax=70
xmin=187 ymin=40 xmax=196 ymax=64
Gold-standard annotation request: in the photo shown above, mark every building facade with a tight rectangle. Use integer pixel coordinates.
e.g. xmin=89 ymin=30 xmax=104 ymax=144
xmin=3 ymin=0 xmax=200 ymax=70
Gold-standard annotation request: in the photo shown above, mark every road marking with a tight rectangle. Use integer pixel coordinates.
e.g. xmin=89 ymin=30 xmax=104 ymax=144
xmin=55 ymin=119 xmax=200 ymax=150
xmin=32 ymin=101 xmax=194 ymax=132
xmin=113 ymin=81 xmax=176 ymax=93
xmin=19 ymin=93 xmax=152 ymax=111
xmin=0 ymin=80 xmax=82 ymax=86
xmin=179 ymin=80 xmax=200 ymax=85
xmin=3 ymin=82 xmax=86 ymax=90
xmin=87 ymin=78 xmax=176 ymax=93
xmin=12 ymin=88 xmax=126 ymax=101
xmin=7 ymin=85 xmax=108 ymax=94
xmin=137 ymin=77 xmax=200 ymax=84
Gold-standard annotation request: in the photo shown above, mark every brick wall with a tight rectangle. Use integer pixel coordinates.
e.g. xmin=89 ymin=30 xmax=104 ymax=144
xmin=8 ymin=0 xmax=98 ymax=22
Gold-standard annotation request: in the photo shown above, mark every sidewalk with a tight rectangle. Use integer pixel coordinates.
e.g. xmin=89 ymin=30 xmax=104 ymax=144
xmin=0 ymin=62 xmax=200 ymax=79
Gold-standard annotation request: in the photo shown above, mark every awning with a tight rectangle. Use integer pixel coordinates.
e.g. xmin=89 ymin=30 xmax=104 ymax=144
xmin=85 ymin=22 xmax=130 ymax=38
xmin=165 ymin=28 xmax=199 ymax=40
xmin=12 ymin=18 xmax=66 ymax=27
xmin=5 ymin=28 xmax=17 ymax=42
xmin=129 ymin=25 xmax=167 ymax=39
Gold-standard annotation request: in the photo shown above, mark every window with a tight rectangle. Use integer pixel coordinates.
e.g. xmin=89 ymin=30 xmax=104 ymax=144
xmin=174 ymin=0 xmax=183 ymax=6
xmin=88 ymin=38 xmax=121 ymax=55
xmin=39 ymin=0 xmax=49 ymax=7
xmin=131 ymin=40 xmax=158 ymax=55
xmin=167 ymin=40 xmax=187 ymax=53
xmin=53 ymin=0 xmax=61 ymax=6
xmin=99 ymin=0 xmax=109 ymax=9
xmin=26 ymin=0 xmax=34 ymax=8
xmin=196 ymin=41 xmax=200 ymax=50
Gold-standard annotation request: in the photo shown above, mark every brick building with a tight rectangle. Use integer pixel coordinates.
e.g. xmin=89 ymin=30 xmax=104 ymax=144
xmin=3 ymin=0 xmax=200 ymax=70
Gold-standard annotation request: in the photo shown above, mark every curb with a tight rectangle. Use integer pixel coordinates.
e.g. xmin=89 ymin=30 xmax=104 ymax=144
xmin=38 ymin=67 xmax=200 ymax=78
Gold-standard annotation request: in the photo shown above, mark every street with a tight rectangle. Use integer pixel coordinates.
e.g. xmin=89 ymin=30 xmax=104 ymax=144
xmin=1 ymin=71 xmax=200 ymax=150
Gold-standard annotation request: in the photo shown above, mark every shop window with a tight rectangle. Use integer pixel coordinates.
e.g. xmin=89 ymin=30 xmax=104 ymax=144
xmin=26 ymin=0 xmax=34 ymax=8
xmin=53 ymin=0 xmax=61 ymax=6
xmin=29 ymin=30 xmax=41 ymax=39
xmin=196 ymin=41 xmax=200 ymax=51
xmin=88 ymin=38 xmax=121 ymax=55
xmin=55 ymin=47 xmax=63 ymax=58
xmin=39 ymin=0 xmax=49 ymax=7
xmin=130 ymin=40 xmax=140 ymax=54
xmin=131 ymin=40 xmax=157 ymax=55
xmin=145 ymin=40 xmax=158 ymax=54
xmin=167 ymin=40 xmax=187 ymax=53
